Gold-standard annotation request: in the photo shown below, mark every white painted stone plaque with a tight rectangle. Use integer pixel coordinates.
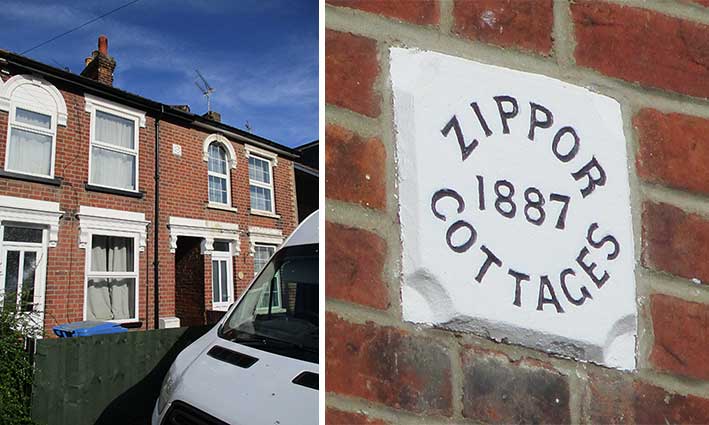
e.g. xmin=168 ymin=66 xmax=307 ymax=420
xmin=392 ymin=48 xmax=636 ymax=370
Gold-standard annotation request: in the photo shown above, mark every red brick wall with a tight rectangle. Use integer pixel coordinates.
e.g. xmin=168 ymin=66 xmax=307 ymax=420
xmin=326 ymin=1 xmax=709 ymax=423
xmin=0 ymin=73 xmax=155 ymax=332
xmin=156 ymin=119 xmax=298 ymax=311
xmin=0 ymin=66 xmax=298 ymax=334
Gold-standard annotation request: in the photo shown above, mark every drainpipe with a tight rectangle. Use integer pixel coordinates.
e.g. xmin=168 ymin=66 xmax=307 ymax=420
xmin=153 ymin=106 xmax=163 ymax=329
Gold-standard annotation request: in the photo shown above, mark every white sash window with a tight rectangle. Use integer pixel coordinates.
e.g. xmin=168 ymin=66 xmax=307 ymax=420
xmin=85 ymin=94 xmax=145 ymax=192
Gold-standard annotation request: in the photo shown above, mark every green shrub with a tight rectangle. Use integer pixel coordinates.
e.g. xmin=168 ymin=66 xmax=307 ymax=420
xmin=0 ymin=293 xmax=39 ymax=425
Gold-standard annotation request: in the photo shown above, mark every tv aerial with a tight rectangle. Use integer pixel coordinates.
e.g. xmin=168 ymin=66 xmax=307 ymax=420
xmin=195 ymin=69 xmax=215 ymax=112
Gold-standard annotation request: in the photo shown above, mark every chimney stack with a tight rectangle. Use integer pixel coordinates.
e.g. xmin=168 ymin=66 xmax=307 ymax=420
xmin=202 ymin=111 xmax=221 ymax=122
xmin=81 ymin=35 xmax=116 ymax=86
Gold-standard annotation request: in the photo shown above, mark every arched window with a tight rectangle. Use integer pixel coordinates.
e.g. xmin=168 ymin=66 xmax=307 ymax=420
xmin=208 ymin=142 xmax=230 ymax=205
xmin=0 ymin=75 xmax=68 ymax=178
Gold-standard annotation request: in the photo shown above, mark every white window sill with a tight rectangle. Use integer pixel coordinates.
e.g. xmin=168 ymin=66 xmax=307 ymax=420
xmin=211 ymin=304 xmax=231 ymax=312
xmin=105 ymin=319 xmax=139 ymax=325
xmin=250 ymin=209 xmax=280 ymax=219
xmin=207 ymin=203 xmax=238 ymax=213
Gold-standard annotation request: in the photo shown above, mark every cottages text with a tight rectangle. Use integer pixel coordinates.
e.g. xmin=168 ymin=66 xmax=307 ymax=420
xmin=430 ymin=95 xmax=620 ymax=313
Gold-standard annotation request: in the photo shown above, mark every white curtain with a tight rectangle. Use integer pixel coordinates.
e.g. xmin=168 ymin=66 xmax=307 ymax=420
xmin=87 ymin=236 xmax=135 ymax=320
xmin=91 ymin=147 xmax=135 ymax=190
xmin=8 ymin=128 xmax=52 ymax=176
xmin=16 ymin=108 xmax=51 ymax=129
xmin=96 ymin=111 xmax=134 ymax=149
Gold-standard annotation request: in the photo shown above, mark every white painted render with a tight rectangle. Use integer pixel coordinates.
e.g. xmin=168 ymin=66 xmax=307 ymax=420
xmin=392 ymin=48 xmax=637 ymax=370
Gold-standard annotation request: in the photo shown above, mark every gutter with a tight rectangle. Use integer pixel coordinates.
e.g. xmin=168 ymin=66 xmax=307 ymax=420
xmin=294 ymin=163 xmax=319 ymax=177
xmin=153 ymin=106 xmax=163 ymax=329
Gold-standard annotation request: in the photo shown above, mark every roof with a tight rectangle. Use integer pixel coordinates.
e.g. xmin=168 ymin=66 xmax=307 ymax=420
xmin=295 ymin=139 xmax=318 ymax=151
xmin=0 ymin=49 xmax=300 ymax=159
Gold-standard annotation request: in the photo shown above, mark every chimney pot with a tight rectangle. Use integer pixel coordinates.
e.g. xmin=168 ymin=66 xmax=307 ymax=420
xmin=81 ymin=35 xmax=116 ymax=86
xmin=98 ymin=35 xmax=108 ymax=56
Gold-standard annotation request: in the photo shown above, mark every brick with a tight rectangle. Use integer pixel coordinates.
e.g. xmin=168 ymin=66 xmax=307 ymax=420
xmin=572 ymin=1 xmax=709 ymax=98
xmin=325 ymin=124 xmax=386 ymax=210
xmin=586 ymin=369 xmax=635 ymax=424
xmin=461 ymin=347 xmax=570 ymax=424
xmin=650 ymin=294 xmax=709 ymax=381
xmin=642 ymin=202 xmax=709 ymax=284
xmin=588 ymin=371 xmax=709 ymax=424
xmin=327 ymin=0 xmax=439 ymax=25
xmin=453 ymin=0 xmax=554 ymax=55
xmin=635 ymin=109 xmax=709 ymax=195
xmin=325 ymin=221 xmax=389 ymax=309
xmin=325 ymin=408 xmax=388 ymax=425
xmin=326 ymin=313 xmax=452 ymax=416
xmin=325 ymin=30 xmax=381 ymax=117
xmin=453 ymin=0 xmax=553 ymax=55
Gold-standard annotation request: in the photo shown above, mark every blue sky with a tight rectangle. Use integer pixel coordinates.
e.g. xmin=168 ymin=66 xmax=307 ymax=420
xmin=0 ymin=0 xmax=318 ymax=148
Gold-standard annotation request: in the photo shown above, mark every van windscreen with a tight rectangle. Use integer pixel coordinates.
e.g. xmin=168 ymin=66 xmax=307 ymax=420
xmin=219 ymin=244 xmax=318 ymax=364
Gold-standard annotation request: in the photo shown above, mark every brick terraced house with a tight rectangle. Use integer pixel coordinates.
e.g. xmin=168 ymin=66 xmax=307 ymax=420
xmin=0 ymin=36 xmax=301 ymax=334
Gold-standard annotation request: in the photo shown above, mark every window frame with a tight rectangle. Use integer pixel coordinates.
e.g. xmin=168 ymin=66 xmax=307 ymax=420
xmin=82 ymin=229 xmax=140 ymax=323
xmin=207 ymin=142 xmax=231 ymax=206
xmin=248 ymin=154 xmax=276 ymax=214
xmin=0 ymin=223 xmax=49 ymax=325
xmin=87 ymin=102 xmax=141 ymax=193
xmin=211 ymin=246 xmax=234 ymax=311
xmin=252 ymin=242 xmax=284 ymax=314
xmin=4 ymin=102 xmax=57 ymax=179
xmin=253 ymin=243 xmax=276 ymax=275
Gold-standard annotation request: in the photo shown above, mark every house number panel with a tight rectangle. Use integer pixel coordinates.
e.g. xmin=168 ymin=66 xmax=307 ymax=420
xmin=391 ymin=48 xmax=636 ymax=370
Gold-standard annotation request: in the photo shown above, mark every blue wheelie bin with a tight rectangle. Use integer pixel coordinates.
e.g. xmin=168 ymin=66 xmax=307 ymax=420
xmin=52 ymin=320 xmax=128 ymax=337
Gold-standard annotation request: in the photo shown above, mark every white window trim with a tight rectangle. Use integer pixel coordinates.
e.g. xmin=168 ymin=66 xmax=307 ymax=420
xmin=85 ymin=94 xmax=145 ymax=193
xmin=203 ymin=135 xmax=237 ymax=208
xmin=168 ymin=216 xmax=240 ymax=256
xmin=244 ymin=144 xmax=278 ymax=166
xmin=0 ymin=223 xmax=50 ymax=335
xmin=248 ymin=226 xmax=283 ymax=256
xmin=207 ymin=143 xmax=232 ymax=207
xmin=83 ymin=229 xmax=140 ymax=324
xmin=248 ymin=154 xmax=277 ymax=216
xmin=77 ymin=206 xmax=148 ymax=324
xmin=203 ymin=134 xmax=237 ymax=167
xmin=0 ymin=196 xmax=62 ymax=247
xmin=211 ymin=249 xmax=234 ymax=311
xmin=1 ymin=75 xmax=68 ymax=179
xmin=0 ymin=75 xmax=68 ymax=126
xmin=252 ymin=242 xmax=276 ymax=274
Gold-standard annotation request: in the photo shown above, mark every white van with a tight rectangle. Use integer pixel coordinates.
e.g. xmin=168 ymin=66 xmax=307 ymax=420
xmin=152 ymin=211 xmax=319 ymax=425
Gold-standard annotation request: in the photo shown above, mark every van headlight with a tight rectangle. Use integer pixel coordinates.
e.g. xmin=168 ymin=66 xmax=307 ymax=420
xmin=157 ymin=365 xmax=178 ymax=414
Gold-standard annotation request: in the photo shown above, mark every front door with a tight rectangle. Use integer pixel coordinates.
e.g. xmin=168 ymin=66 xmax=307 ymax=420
xmin=0 ymin=225 xmax=47 ymax=332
